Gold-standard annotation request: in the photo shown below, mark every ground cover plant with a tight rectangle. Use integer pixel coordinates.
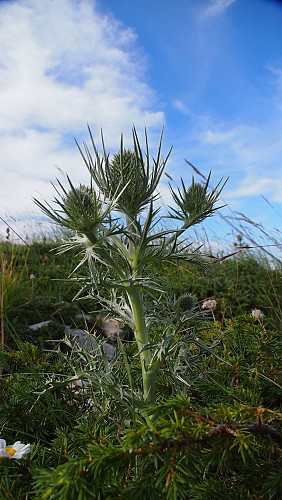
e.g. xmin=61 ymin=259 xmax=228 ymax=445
xmin=0 ymin=128 xmax=281 ymax=499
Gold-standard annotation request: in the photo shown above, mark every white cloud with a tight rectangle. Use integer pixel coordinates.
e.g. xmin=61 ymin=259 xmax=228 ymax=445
xmin=201 ymin=119 xmax=282 ymax=169
xmin=194 ymin=119 xmax=282 ymax=206
xmin=172 ymin=99 xmax=191 ymax=115
xmin=226 ymin=177 xmax=282 ymax=203
xmin=0 ymin=0 xmax=164 ymax=221
xmin=204 ymin=0 xmax=236 ymax=17
xmin=266 ymin=65 xmax=282 ymax=111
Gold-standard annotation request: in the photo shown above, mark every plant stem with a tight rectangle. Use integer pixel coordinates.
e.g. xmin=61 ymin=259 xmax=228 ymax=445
xmin=0 ymin=257 xmax=6 ymax=379
xmin=127 ymin=286 xmax=158 ymax=403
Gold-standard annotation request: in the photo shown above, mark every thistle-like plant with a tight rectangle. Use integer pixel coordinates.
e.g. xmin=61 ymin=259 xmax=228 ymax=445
xmin=76 ymin=126 xmax=169 ymax=219
xmin=34 ymin=127 xmax=225 ymax=403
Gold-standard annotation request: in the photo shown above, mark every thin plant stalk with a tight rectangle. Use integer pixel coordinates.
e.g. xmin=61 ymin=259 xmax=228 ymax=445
xmin=127 ymin=285 xmax=158 ymax=402
xmin=0 ymin=257 xmax=6 ymax=378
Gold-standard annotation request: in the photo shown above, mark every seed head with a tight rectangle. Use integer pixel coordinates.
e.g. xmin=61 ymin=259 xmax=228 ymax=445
xmin=175 ymin=294 xmax=196 ymax=313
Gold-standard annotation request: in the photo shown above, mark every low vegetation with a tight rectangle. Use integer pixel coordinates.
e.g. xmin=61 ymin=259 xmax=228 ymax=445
xmin=0 ymin=128 xmax=281 ymax=499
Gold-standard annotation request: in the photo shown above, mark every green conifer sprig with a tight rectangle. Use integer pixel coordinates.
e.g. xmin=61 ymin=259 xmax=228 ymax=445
xmin=33 ymin=398 xmax=282 ymax=499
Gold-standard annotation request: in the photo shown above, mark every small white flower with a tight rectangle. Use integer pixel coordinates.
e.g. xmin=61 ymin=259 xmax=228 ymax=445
xmin=29 ymin=273 xmax=36 ymax=280
xmin=0 ymin=439 xmax=31 ymax=459
xmin=202 ymin=299 xmax=217 ymax=311
xmin=251 ymin=308 xmax=264 ymax=321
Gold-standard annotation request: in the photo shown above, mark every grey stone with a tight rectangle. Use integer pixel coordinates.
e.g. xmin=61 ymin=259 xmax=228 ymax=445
xmin=65 ymin=326 xmax=116 ymax=360
xmin=29 ymin=320 xmax=52 ymax=331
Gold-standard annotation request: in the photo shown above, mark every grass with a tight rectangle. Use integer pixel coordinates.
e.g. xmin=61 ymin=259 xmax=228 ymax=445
xmin=0 ymin=233 xmax=281 ymax=498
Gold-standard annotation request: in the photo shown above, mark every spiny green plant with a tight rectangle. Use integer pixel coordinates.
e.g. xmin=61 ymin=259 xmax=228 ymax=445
xmin=34 ymin=127 xmax=226 ymax=402
xmin=175 ymin=294 xmax=196 ymax=313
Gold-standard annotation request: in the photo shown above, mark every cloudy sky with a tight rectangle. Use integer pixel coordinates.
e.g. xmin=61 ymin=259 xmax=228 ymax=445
xmin=0 ymin=0 xmax=282 ymax=245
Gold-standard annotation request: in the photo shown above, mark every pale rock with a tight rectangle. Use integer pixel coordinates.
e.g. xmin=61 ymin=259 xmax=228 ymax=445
xmin=98 ymin=317 xmax=125 ymax=341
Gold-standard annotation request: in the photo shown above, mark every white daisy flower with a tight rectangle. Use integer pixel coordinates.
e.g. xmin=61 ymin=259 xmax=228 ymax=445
xmin=0 ymin=439 xmax=31 ymax=459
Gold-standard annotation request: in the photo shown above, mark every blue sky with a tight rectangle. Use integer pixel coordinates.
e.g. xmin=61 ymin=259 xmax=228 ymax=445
xmin=0 ymin=0 xmax=282 ymax=250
